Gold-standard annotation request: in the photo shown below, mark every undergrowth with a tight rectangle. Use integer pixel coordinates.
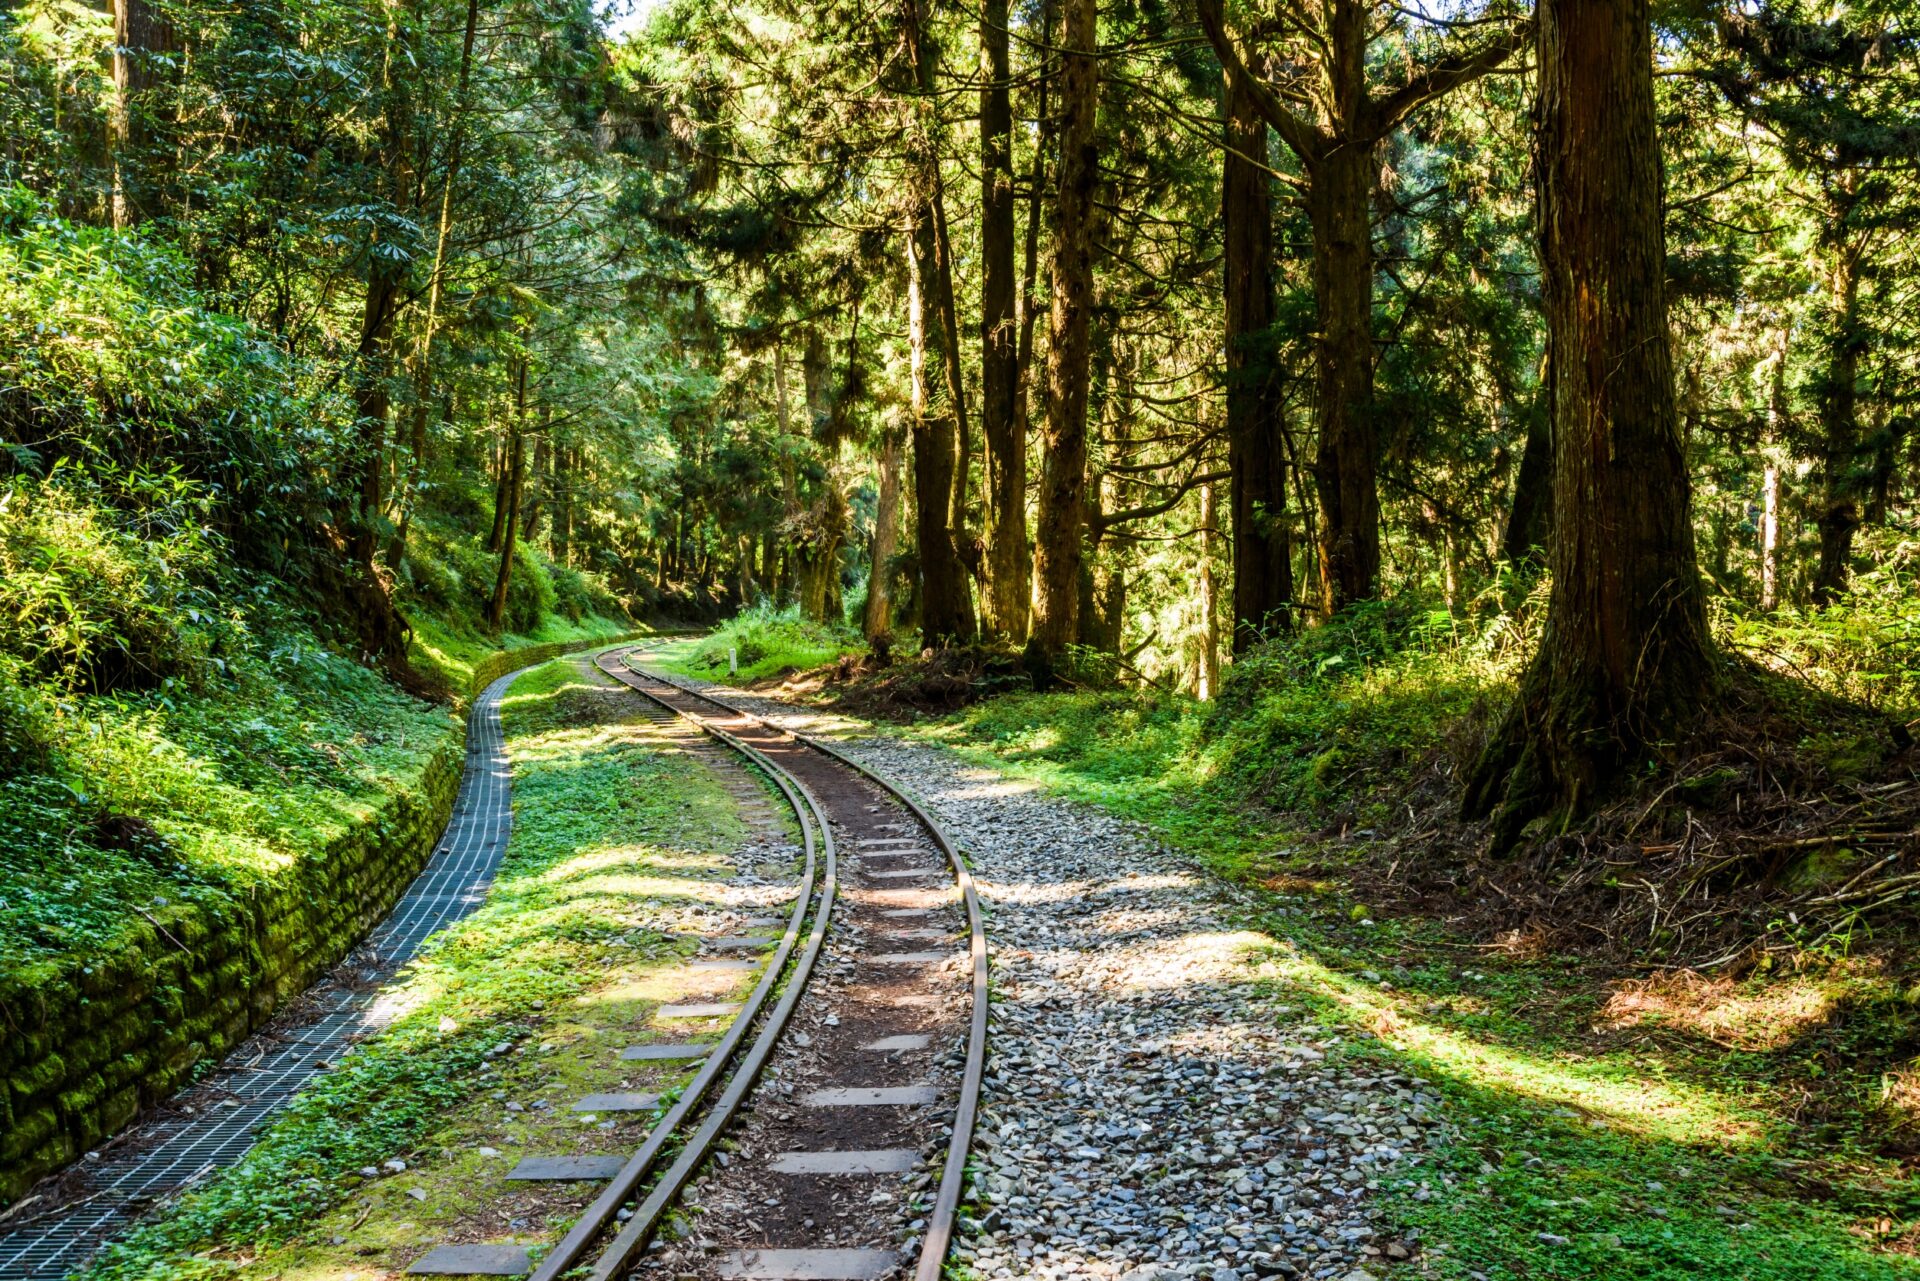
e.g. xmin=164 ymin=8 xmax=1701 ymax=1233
xmin=661 ymin=602 xmax=862 ymax=683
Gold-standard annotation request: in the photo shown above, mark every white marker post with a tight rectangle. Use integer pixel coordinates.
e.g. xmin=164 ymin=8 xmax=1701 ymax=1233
xmin=729 ymin=647 xmax=738 ymax=676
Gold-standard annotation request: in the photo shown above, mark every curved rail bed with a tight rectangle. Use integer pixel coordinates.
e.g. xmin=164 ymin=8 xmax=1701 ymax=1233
xmin=524 ymin=643 xmax=987 ymax=1281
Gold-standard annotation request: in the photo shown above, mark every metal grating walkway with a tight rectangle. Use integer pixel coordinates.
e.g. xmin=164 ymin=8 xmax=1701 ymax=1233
xmin=0 ymin=663 xmax=534 ymax=1278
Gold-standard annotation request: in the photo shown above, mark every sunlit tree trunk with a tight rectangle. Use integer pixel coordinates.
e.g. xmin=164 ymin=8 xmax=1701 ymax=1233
xmin=1463 ymin=0 xmax=1717 ymax=849
xmin=110 ymin=0 xmax=174 ymax=228
xmin=1030 ymin=0 xmax=1098 ymax=663
xmin=1760 ymin=327 xmax=1788 ymax=610
xmin=1198 ymin=481 xmax=1220 ymax=699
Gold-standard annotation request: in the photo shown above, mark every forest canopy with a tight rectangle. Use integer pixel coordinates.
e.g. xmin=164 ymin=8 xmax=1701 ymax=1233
xmin=2 ymin=0 xmax=1919 ymax=842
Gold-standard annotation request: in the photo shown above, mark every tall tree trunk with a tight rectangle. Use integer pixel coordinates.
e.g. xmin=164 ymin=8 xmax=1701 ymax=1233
xmin=932 ymin=190 xmax=972 ymax=535
xmin=110 ymin=0 xmax=174 ymax=228
xmin=1463 ymin=0 xmax=1717 ymax=850
xmin=1760 ymin=327 xmax=1787 ymax=610
xmin=1198 ymin=481 xmax=1220 ymax=699
xmin=486 ymin=433 xmax=511 ymax=553
xmin=1812 ymin=220 xmax=1864 ymax=605
xmin=350 ymin=263 xmax=402 ymax=568
xmin=488 ymin=362 xmax=529 ymax=631
xmin=865 ymin=425 xmax=905 ymax=644
xmin=1029 ymin=0 xmax=1098 ymax=663
xmin=521 ymin=428 xmax=547 ymax=540
xmin=387 ymin=0 xmax=482 ymax=572
xmin=1222 ymin=72 xmax=1293 ymax=652
xmin=552 ymin=442 xmax=573 ymax=568
xmin=1308 ymin=142 xmax=1380 ymax=613
xmin=979 ymin=0 xmax=1025 ymax=642
xmin=1501 ymin=375 xmax=1553 ymax=567
xmin=908 ymin=207 xmax=977 ymax=643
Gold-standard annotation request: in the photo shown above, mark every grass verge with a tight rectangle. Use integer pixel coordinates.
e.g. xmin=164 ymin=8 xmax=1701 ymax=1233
xmin=82 ymin=654 xmax=775 ymax=1279
xmin=656 ymin=605 xmax=862 ymax=685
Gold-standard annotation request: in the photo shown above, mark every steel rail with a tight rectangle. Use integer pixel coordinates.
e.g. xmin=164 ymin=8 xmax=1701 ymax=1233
xmin=524 ymin=642 xmax=830 ymax=1281
xmin=565 ymin=647 xmax=843 ymax=1281
xmin=617 ymin=655 xmax=990 ymax=1281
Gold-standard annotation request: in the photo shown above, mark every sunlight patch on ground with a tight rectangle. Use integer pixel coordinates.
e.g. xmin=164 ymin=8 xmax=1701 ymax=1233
xmin=1100 ymin=929 xmax=1275 ymax=992
xmin=1596 ymin=970 xmax=1842 ymax=1051
xmin=1256 ymin=944 xmax=1767 ymax=1147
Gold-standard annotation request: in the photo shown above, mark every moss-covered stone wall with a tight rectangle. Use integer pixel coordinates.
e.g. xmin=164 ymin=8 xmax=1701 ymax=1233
xmin=0 ymin=632 xmax=643 ymax=1204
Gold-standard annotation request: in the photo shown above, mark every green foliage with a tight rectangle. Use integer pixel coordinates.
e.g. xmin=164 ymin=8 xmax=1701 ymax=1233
xmin=0 ymin=469 xmax=238 ymax=693
xmin=663 ymin=603 xmax=862 ymax=683
xmin=1723 ymin=558 xmax=1920 ymax=715
xmin=0 ymin=191 xmax=343 ymax=546
xmin=0 ymin=604 xmax=452 ymax=965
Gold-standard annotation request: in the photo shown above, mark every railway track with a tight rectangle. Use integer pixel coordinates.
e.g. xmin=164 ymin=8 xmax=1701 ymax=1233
xmin=411 ymin=640 xmax=987 ymax=1281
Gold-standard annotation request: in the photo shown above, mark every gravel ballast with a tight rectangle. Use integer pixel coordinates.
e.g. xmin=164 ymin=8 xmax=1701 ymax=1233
xmin=667 ymin=681 xmax=1452 ymax=1281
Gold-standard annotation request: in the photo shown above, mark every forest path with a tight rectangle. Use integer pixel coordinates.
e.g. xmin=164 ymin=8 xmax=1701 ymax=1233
xmin=665 ymin=680 xmax=1447 ymax=1281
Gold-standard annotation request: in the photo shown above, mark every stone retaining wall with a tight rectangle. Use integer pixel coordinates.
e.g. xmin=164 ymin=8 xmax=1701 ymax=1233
xmin=0 ymin=630 xmax=643 ymax=1203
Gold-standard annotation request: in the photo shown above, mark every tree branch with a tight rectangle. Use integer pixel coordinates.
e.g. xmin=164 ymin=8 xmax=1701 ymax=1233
xmin=1194 ymin=0 xmax=1327 ymax=165
xmin=1364 ymin=20 xmax=1533 ymax=139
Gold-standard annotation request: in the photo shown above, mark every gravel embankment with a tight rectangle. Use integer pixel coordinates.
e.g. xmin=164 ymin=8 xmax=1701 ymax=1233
xmin=672 ymin=684 xmax=1453 ymax=1281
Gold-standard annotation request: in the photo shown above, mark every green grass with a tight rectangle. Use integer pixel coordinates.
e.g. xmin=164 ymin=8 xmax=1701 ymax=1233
xmin=406 ymin=608 xmax=636 ymax=698
xmin=657 ymin=604 xmax=861 ymax=684
xmin=0 ymin=622 xmax=456 ymax=967
xmin=82 ymin=654 xmax=754 ymax=1279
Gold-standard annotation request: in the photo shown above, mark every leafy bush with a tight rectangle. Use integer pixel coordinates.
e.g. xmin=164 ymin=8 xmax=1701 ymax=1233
xmin=0 ymin=469 xmax=242 ymax=693
xmin=1722 ymin=557 xmax=1920 ymax=717
xmin=669 ymin=603 xmax=862 ymax=682
xmin=0 ymin=189 xmax=344 ymax=554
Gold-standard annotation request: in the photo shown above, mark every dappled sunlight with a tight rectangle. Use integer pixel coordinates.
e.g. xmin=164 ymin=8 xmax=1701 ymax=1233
xmin=1100 ymin=929 xmax=1274 ymax=992
xmin=979 ymin=870 xmax=1204 ymax=906
xmin=1253 ymin=944 xmax=1768 ymax=1147
xmin=1597 ymin=971 xmax=1843 ymax=1052
xmin=936 ymin=770 xmax=1043 ymax=800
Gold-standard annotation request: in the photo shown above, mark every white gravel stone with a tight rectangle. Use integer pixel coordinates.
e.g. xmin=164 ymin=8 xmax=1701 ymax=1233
xmin=670 ymin=679 xmax=1449 ymax=1281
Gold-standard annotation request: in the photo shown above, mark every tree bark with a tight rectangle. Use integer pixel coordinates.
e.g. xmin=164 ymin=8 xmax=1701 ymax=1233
xmin=1463 ymin=0 xmax=1717 ymax=849
xmin=1308 ymin=143 xmax=1380 ymax=613
xmin=110 ymin=0 xmax=175 ymax=228
xmin=488 ymin=362 xmax=529 ymax=630
xmin=908 ymin=207 xmax=977 ymax=644
xmin=979 ymin=0 xmax=1025 ymax=642
xmin=865 ymin=425 xmax=905 ymax=644
xmin=350 ymin=262 xmax=401 ymax=569
xmin=1198 ymin=481 xmax=1220 ymax=698
xmin=1198 ymin=0 xmax=1528 ymax=616
xmin=1222 ymin=72 xmax=1293 ymax=651
xmin=1501 ymin=378 xmax=1552 ymax=566
xmin=1029 ymin=0 xmax=1098 ymax=664
xmin=1812 ymin=214 xmax=1864 ymax=605
xmin=1760 ymin=327 xmax=1787 ymax=610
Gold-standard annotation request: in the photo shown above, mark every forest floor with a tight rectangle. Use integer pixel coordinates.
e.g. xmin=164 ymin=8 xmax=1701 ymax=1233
xmin=654 ymin=635 xmax=1920 ymax=1281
